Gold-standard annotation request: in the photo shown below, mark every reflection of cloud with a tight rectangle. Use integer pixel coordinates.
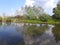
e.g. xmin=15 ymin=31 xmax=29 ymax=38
xmin=45 ymin=25 xmax=54 ymax=36
xmin=23 ymin=24 xmax=56 ymax=45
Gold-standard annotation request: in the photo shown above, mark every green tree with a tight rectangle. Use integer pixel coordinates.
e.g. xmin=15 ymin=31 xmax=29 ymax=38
xmin=0 ymin=16 xmax=2 ymax=22
xmin=39 ymin=13 xmax=52 ymax=22
xmin=25 ymin=6 xmax=44 ymax=20
xmin=53 ymin=1 xmax=60 ymax=19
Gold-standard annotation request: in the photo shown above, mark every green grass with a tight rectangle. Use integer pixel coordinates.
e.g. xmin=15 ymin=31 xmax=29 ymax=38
xmin=1 ymin=18 xmax=60 ymax=24
xmin=12 ymin=19 xmax=60 ymax=24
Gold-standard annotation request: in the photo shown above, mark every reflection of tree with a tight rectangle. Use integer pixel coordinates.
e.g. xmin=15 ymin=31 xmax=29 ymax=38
xmin=6 ymin=22 xmax=11 ymax=26
xmin=0 ymin=22 xmax=2 ymax=26
xmin=24 ymin=24 xmax=49 ymax=36
xmin=23 ymin=24 xmax=49 ymax=45
xmin=52 ymin=24 xmax=60 ymax=42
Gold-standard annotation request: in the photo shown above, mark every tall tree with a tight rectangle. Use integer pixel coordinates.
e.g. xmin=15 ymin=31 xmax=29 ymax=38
xmin=24 ymin=6 xmax=44 ymax=19
xmin=53 ymin=1 xmax=60 ymax=19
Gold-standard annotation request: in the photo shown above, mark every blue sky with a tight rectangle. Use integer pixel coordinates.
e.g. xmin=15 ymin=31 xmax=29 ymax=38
xmin=0 ymin=0 xmax=25 ymax=15
xmin=0 ymin=0 xmax=59 ymax=16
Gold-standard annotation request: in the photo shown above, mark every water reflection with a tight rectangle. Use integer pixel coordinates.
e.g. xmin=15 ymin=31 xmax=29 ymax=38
xmin=52 ymin=24 xmax=60 ymax=42
xmin=0 ymin=22 xmax=2 ymax=26
xmin=0 ymin=22 xmax=25 ymax=45
xmin=0 ymin=23 xmax=60 ymax=45
xmin=23 ymin=24 xmax=56 ymax=45
xmin=23 ymin=24 xmax=49 ymax=36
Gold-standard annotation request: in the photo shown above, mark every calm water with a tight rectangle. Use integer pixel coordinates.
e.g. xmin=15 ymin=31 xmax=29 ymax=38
xmin=0 ymin=22 xmax=60 ymax=45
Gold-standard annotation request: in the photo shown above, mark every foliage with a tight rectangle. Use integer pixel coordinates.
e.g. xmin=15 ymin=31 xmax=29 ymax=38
xmin=24 ymin=6 xmax=44 ymax=19
xmin=0 ymin=16 xmax=2 ymax=22
xmin=52 ymin=24 xmax=60 ymax=42
xmin=53 ymin=1 xmax=60 ymax=19
xmin=0 ymin=4 xmax=60 ymax=23
xmin=39 ymin=13 xmax=52 ymax=22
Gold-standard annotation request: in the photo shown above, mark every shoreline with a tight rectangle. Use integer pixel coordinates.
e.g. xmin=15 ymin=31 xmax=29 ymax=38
xmin=0 ymin=20 xmax=60 ymax=24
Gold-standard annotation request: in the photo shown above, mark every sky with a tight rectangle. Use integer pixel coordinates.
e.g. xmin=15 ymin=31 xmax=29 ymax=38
xmin=0 ymin=0 xmax=59 ymax=16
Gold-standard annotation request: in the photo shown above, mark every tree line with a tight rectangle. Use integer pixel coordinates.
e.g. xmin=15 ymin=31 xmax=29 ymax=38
xmin=0 ymin=1 xmax=60 ymax=22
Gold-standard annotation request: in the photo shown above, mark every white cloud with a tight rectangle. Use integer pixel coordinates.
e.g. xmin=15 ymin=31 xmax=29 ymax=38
xmin=25 ymin=0 xmax=58 ymax=15
xmin=44 ymin=0 xmax=56 ymax=9
xmin=43 ymin=0 xmax=57 ymax=15
xmin=25 ymin=0 xmax=56 ymax=8
xmin=25 ymin=0 xmax=35 ymax=7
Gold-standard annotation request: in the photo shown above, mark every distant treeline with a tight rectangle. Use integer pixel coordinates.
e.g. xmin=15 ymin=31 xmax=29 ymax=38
xmin=0 ymin=1 xmax=60 ymax=23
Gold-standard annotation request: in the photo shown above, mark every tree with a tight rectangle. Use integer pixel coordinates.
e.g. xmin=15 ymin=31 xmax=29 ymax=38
xmin=0 ymin=16 xmax=2 ymax=22
xmin=24 ymin=6 xmax=44 ymax=20
xmin=53 ymin=1 xmax=60 ymax=19
xmin=39 ymin=13 xmax=52 ymax=22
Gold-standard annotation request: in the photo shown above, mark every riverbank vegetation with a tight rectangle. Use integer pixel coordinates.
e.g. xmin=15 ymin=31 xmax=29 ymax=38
xmin=0 ymin=1 xmax=60 ymax=24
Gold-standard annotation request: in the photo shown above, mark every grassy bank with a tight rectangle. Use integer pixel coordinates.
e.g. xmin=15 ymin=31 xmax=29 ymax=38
xmin=0 ymin=17 xmax=60 ymax=24
xmin=13 ymin=19 xmax=60 ymax=24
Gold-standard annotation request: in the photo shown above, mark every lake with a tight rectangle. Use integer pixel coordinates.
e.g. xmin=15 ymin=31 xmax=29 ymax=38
xmin=0 ymin=22 xmax=60 ymax=45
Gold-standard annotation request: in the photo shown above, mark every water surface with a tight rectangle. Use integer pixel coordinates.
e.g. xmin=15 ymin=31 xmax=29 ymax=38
xmin=0 ymin=22 xmax=60 ymax=45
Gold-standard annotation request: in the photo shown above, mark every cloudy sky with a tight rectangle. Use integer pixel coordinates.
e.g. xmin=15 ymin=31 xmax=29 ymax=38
xmin=0 ymin=0 xmax=59 ymax=16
